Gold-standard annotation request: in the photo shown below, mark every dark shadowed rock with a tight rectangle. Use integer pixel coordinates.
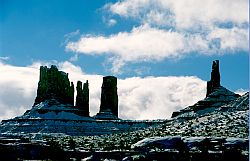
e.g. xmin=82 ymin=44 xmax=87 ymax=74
xmin=221 ymin=92 xmax=249 ymax=110
xmin=69 ymin=82 xmax=75 ymax=105
xmin=34 ymin=65 xmax=74 ymax=106
xmin=76 ymin=80 xmax=89 ymax=117
xmin=171 ymin=60 xmax=240 ymax=119
xmin=131 ymin=136 xmax=184 ymax=152
xmin=95 ymin=76 xmax=119 ymax=120
xmin=100 ymin=76 xmax=118 ymax=116
xmin=206 ymin=60 xmax=220 ymax=97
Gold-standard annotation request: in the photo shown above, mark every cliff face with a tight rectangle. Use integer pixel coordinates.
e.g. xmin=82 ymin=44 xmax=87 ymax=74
xmin=34 ymin=65 xmax=74 ymax=106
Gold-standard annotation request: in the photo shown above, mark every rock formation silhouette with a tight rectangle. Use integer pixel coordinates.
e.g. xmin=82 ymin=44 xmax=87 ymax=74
xmin=95 ymin=76 xmax=119 ymax=120
xmin=33 ymin=65 xmax=119 ymax=119
xmin=34 ymin=65 xmax=74 ymax=106
xmin=100 ymin=76 xmax=118 ymax=117
xmin=76 ymin=80 xmax=89 ymax=117
xmin=0 ymin=61 xmax=247 ymax=138
xmin=206 ymin=60 xmax=221 ymax=97
xmin=171 ymin=60 xmax=240 ymax=118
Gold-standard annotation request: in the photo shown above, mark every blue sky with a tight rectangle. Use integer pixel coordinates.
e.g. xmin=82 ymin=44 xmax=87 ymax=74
xmin=0 ymin=0 xmax=248 ymax=120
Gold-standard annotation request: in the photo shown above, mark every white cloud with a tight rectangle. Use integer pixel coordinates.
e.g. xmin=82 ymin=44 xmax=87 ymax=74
xmin=107 ymin=19 xmax=117 ymax=26
xmin=69 ymin=54 xmax=79 ymax=62
xmin=64 ymin=29 xmax=80 ymax=44
xmin=66 ymin=25 xmax=209 ymax=73
xmin=66 ymin=25 xmax=188 ymax=59
xmin=235 ymin=88 xmax=249 ymax=96
xmin=106 ymin=0 xmax=248 ymax=29
xmin=66 ymin=0 xmax=248 ymax=73
xmin=0 ymin=62 xmax=39 ymax=120
xmin=207 ymin=27 xmax=248 ymax=51
xmin=118 ymin=76 xmax=206 ymax=120
xmin=0 ymin=61 xmax=206 ymax=120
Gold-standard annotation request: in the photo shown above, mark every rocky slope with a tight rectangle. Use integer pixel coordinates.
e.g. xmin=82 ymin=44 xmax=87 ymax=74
xmin=0 ymin=99 xmax=163 ymax=136
xmin=46 ymin=92 xmax=247 ymax=151
xmin=172 ymin=60 xmax=240 ymax=119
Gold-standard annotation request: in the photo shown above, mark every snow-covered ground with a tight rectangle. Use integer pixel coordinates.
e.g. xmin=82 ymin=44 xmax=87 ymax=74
xmin=23 ymin=92 xmax=246 ymax=153
xmin=0 ymin=98 xmax=165 ymax=136
xmin=0 ymin=91 xmax=248 ymax=153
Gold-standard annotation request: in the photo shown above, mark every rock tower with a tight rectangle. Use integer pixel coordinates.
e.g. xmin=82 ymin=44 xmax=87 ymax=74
xmin=206 ymin=60 xmax=221 ymax=97
xmin=76 ymin=80 xmax=89 ymax=117
xmin=100 ymin=76 xmax=118 ymax=116
xmin=171 ymin=60 xmax=240 ymax=118
xmin=34 ymin=65 xmax=74 ymax=106
xmin=95 ymin=76 xmax=119 ymax=119
xmin=33 ymin=65 xmax=119 ymax=119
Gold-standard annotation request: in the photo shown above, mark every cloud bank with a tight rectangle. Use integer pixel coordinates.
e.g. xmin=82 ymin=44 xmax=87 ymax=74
xmin=66 ymin=25 xmax=209 ymax=73
xmin=106 ymin=0 xmax=247 ymax=29
xmin=0 ymin=61 xmax=206 ymax=121
xmin=66 ymin=0 xmax=248 ymax=73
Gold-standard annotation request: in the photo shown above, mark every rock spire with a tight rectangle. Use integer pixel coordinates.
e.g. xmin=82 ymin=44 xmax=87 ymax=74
xmin=76 ymin=80 xmax=89 ymax=117
xmin=171 ymin=60 xmax=240 ymax=119
xmin=206 ymin=60 xmax=221 ymax=97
